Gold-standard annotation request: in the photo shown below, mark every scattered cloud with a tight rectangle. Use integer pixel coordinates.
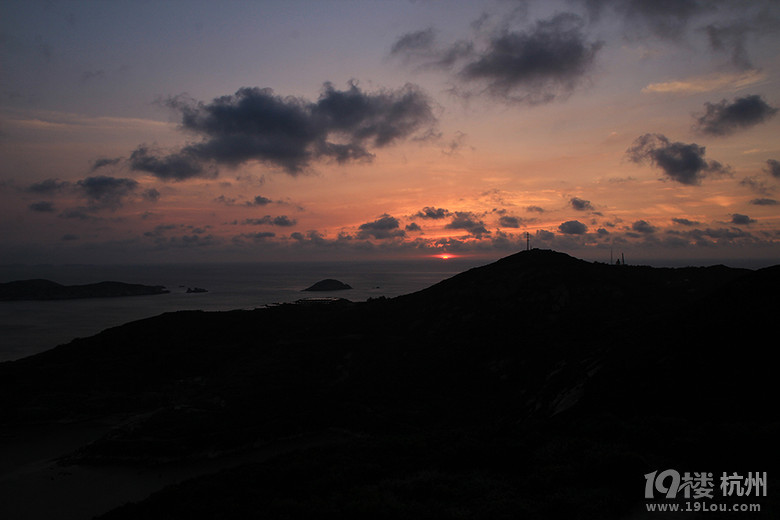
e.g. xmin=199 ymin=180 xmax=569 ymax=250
xmin=558 ymin=220 xmax=588 ymax=234
xmin=575 ymin=0 xmax=707 ymax=39
xmin=25 ymin=178 xmax=70 ymax=194
xmin=142 ymin=188 xmax=161 ymax=202
xmin=248 ymin=195 xmax=273 ymax=206
xmin=459 ymin=13 xmax=602 ymax=104
xmin=415 ymin=206 xmax=451 ymax=219
xmin=90 ymin=157 xmax=122 ymax=172
xmin=75 ymin=175 xmax=139 ymax=210
xmin=626 ymin=133 xmax=730 ymax=185
xmin=730 ymin=213 xmax=756 ymax=225
xmin=693 ymin=95 xmax=778 ymax=136
xmin=357 ymin=214 xmax=406 ymax=239
xmin=445 ymin=211 xmax=490 ymax=237
xmin=765 ymin=159 xmax=780 ymax=179
xmin=29 ymin=201 xmax=55 ymax=212
xmin=739 ymin=176 xmax=773 ymax=195
xmin=570 ymin=196 xmax=593 ymax=211
xmin=391 ymin=13 xmax=602 ymax=105
xmin=631 ymin=220 xmax=657 ymax=234
xmin=243 ymin=215 xmax=297 ymax=227
xmin=672 ymin=217 xmax=701 ymax=226
xmin=749 ymin=198 xmax=778 ymax=206
xmin=498 ymin=215 xmax=522 ymax=228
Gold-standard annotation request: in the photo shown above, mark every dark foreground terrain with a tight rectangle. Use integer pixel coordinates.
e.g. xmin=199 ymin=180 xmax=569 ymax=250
xmin=1 ymin=250 xmax=777 ymax=519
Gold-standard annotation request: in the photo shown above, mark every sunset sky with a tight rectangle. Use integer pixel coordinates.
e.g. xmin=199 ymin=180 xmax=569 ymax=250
xmin=2 ymin=0 xmax=779 ymax=266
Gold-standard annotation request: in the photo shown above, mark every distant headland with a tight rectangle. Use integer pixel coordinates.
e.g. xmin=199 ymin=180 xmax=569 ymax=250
xmin=0 ymin=279 xmax=169 ymax=301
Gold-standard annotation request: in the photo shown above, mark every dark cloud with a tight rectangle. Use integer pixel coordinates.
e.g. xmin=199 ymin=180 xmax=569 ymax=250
xmin=238 ymin=232 xmax=276 ymax=242
xmin=558 ymin=220 xmax=588 ymax=234
xmin=498 ymin=215 xmax=522 ymax=228
xmin=390 ymin=27 xmax=474 ymax=70
xmin=243 ymin=215 xmax=297 ymax=227
xmin=142 ymin=188 xmax=161 ymax=202
xmin=90 ymin=157 xmax=122 ymax=172
xmin=445 ymin=211 xmax=490 ymax=237
xmin=131 ymin=82 xmax=436 ymax=180
xmin=405 ymin=222 xmax=422 ymax=232
xmin=704 ymin=5 xmax=780 ymax=70
xmin=570 ymin=196 xmax=593 ymax=211
xmin=527 ymin=205 xmax=545 ymax=213
xmin=575 ymin=0 xmax=707 ymax=39
xmin=750 ymin=198 xmax=778 ymax=206
xmin=129 ymin=145 xmax=212 ymax=181
xmin=672 ymin=217 xmax=701 ymax=226
xmin=765 ymin=159 xmax=780 ymax=179
xmin=730 ymin=213 xmax=756 ymax=225
xmin=29 ymin=201 xmax=55 ymax=212
xmin=357 ymin=214 xmax=406 ymax=240
xmin=693 ymin=95 xmax=778 ymax=136
xmin=357 ymin=213 xmax=406 ymax=240
xmin=626 ymin=133 xmax=729 ymax=185
xmin=390 ymin=28 xmax=436 ymax=57
xmin=390 ymin=13 xmax=601 ymax=105
xmin=415 ymin=206 xmax=451 ymax=219
xmin=458 ymin=13 xmax=602 ymax=104
xmin=631 ymin=220 xmax=657 ymax=233
xmin=248 ymin=195 xmax=273 ymax=206
xmin=705 ymin=21 xmax=754 ymax=70
xmin=59 ymin=209 xmax=94 ymax=220
xmin=25 ymin=178 xmax=70 ymax=194
xmin=75 ymin=175 xmax=139 ymax=210
xmin=739 ymin=176 xmax=772 ymax=196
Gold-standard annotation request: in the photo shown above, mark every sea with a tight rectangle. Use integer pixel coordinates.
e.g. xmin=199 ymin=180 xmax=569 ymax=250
xmin=0 ymin=259 xmax=486 ymax=362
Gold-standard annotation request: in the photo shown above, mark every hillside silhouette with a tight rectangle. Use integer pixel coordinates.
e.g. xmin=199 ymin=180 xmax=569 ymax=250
xmin=0 ymin=249 xmax=777 ymax=519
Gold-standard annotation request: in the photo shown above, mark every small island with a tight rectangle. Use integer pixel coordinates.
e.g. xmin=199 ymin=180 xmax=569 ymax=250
xmin=0 ymin=279 xmax=169 ymax=301
xmin=303 ymin=279 xmax=352 ymax=291
xmin=186 ymin=287 xmax=208 ymax=293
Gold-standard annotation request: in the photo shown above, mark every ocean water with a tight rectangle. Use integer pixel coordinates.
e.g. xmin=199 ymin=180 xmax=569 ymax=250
xmin=0 ymin=259 xmax=484 ymax=362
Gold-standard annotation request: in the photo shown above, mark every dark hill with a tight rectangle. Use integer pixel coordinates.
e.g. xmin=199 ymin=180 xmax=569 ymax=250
xmin=0 ymin=250 xmax=776 ymax=519
xmin=0 ymin=279 xmax=169 ymax=300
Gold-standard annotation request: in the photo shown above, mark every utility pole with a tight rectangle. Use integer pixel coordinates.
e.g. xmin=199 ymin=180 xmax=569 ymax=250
xmin=526 ymin=231 xmax=530 ymax=251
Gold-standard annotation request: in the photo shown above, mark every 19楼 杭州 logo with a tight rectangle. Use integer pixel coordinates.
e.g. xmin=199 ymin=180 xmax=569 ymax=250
xmin=644 ymin=470 xmax=767 ymax=499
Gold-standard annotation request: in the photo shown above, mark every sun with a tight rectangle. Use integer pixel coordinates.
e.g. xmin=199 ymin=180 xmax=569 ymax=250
xmin=434 ymin=253 xmax=456 ymax=260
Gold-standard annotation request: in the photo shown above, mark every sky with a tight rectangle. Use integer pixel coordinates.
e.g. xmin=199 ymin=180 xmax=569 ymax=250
xmin=2 ymin=0 xmax=780 ymax=267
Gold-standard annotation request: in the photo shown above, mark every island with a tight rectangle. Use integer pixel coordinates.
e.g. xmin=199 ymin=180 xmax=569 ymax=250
xmin=0 ymin=279 xmax=169 ymax=301
xmin=302 ymin=278 xmax=352 ymax=291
